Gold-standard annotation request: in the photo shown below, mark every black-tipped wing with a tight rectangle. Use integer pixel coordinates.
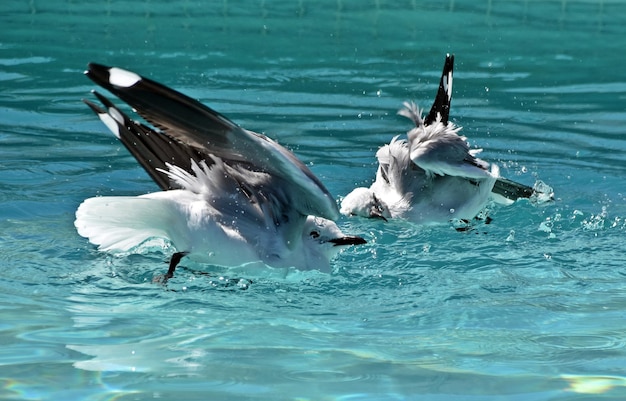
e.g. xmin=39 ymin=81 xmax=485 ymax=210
xmin=424 ymin=54 xmax=454 ymax=126
xmin=84 ymin=91 xmax=205 ymax=191
xmin=85 ymin=63 xmax=237 ymax=154
xmin=84 ymin=63 xmax=339 ymax=220
xmin=404 ymin=55 xmax=544 ymax=203
xmin=492 ymin=178 xmax=535 ymax=201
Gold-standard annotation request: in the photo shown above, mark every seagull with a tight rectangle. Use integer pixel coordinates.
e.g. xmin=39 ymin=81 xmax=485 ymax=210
xmin=340 ymin=54 xmax=540 ymax=225
xmin=75 ymin=63 xmax=366 ymax=281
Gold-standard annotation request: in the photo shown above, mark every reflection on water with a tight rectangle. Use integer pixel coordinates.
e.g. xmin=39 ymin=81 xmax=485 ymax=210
xmin=562 ymin=375 xmax=626 ymax=395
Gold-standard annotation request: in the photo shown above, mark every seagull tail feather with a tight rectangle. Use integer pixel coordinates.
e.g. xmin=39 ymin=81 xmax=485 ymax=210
xmin=74 ymin=195 xmax=181 ymax=253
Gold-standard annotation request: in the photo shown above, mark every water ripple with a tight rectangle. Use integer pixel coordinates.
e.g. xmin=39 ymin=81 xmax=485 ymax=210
xmin=531 ymin=333 xmax=625 ymax=352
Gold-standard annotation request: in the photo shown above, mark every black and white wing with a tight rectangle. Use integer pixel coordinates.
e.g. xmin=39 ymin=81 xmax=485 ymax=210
xmin=404 ymin=55 xmax=539 ymax=199
xmin=84 ymin=91 xmax=205 ymax=191
xmin=83 ymin=63 xmax=339 ymax=222
xmin=400 ymin=54 xmax=485 ymax=178
xmin=424 ymin=53 xmax=454 ymax=126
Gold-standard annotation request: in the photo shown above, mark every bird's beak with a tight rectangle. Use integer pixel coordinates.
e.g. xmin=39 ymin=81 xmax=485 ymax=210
xmin=369 ymin=195 xmax=389 ymax=221
xmin=369 ymin=208 xmax=388 ymax=222
xmin=329 ymin=236 xmax=367 ymax=246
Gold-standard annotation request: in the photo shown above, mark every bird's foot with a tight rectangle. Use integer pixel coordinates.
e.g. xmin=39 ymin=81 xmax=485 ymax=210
xmin=152 ymin=251 xmax=188 ymax=285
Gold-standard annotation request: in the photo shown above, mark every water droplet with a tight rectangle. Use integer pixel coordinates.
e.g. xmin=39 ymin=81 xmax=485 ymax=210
xmin=538 ymin=220 xmax=553 ymax=233
xmin=506 ymin=230 xmax=515 ymax=242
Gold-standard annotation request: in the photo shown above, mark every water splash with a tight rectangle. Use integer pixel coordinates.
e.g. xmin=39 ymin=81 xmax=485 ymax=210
xmin=530 ymin=180 xmax=554 ymax=205
xmin=538 ymin=217 xmax=557 ymax=239
xmin=581 ymin=206 xmax=608 ymax=231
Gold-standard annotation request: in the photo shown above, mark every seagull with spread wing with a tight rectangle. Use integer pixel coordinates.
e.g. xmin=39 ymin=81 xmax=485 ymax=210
xmin=76 ymin=64 xmax=365 ymax=281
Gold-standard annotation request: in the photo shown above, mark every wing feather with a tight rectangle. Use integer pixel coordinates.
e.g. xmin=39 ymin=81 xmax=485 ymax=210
xmin=84 ymin=63 xmax=338 ymax=221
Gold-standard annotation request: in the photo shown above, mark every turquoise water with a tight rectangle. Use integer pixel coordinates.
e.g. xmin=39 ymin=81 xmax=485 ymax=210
xmin=2 ymin=0 xmax=626 ymax=399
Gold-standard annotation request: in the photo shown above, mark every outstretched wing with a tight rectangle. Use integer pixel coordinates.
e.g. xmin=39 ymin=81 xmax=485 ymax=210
xmin=84 ymin=63 xmax=339 ymax=221
xmin=84 ymin=91 xmax=204 ymax=191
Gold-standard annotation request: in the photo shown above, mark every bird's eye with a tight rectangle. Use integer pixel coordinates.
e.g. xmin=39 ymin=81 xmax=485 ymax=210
xmin=310 ymin=230 xmax=320 ymax=238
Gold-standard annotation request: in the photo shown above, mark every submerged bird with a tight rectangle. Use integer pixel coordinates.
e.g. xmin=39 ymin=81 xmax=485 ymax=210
xmin=341 ymin=54 xmax=541 ymax=225
xmin=76 ymin=63 xmax=366 ymax=280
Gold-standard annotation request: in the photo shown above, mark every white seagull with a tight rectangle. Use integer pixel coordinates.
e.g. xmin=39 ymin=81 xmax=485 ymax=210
xmin=76 ymin=63 xmax=366 ymax=281
xmin=341 ymin=54 xmax=541 ymax=225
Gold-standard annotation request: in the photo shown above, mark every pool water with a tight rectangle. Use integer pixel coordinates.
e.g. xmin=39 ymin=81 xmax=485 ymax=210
xmin=2 ymin=1 xmax=626 ymax=399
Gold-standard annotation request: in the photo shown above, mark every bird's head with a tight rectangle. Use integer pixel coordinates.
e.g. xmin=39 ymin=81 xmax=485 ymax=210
xmin=300 ymin=216 xmax=366 ymax=270
xmin=340 ymin=187 xmax=391 ymax=221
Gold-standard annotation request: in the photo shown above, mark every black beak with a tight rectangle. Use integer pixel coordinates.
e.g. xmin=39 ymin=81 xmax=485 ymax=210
xmin=370 ymin=194 xmax=388 ymax=222
xmin=329 ymin=236 xmax=367 ymax=246
xmin=370 ymin=208 xmax=388 ymax=222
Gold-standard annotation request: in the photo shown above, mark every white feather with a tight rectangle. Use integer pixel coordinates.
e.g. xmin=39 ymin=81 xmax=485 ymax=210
xmin=341 ymin=102 xmax=498 ymax=224
xmin=75 ymin=193 xmax=188 ymax=253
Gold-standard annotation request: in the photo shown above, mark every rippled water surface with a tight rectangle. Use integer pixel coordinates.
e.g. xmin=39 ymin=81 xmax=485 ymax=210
xmin=2 ymin=1 xmax=626 ymax=399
